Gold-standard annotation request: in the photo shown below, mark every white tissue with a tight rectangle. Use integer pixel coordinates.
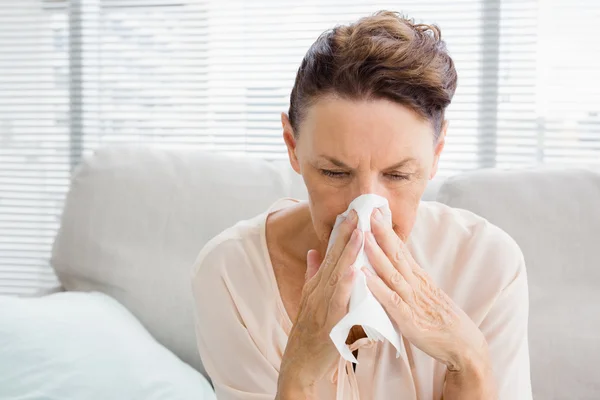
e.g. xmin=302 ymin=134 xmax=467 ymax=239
xmin=328 ymin=194 xmax=403 ymax=363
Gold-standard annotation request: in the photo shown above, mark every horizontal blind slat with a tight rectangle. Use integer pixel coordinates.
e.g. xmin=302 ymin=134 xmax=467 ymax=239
xmin=1 ymin=0 xmax=599 ymax=296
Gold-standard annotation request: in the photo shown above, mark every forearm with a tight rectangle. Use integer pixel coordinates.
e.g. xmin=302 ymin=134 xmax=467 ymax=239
xmin=442 ymin=350 xmax=497 ymax=400
xmin=275 ymin=365 xmax=316 ymax=400
xmin=275 ymin=385 xmax=313 ymax=400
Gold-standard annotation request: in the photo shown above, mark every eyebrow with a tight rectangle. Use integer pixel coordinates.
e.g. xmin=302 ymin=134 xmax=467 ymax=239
xmin=320 ymin=156 xmax=417 ymax=170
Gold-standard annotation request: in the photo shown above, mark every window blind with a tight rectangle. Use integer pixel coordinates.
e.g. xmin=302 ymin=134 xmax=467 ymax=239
xmin=1 ymin=0 xmax=599 ymax=296
xmin=0 ymin=0 xmax=69 ymax=295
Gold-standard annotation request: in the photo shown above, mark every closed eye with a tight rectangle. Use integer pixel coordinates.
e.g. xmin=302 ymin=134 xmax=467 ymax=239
xmin=385 ymin=173 xmax=410 ymax=181
xmin=320 ymin=169 xmax=350 ymax=179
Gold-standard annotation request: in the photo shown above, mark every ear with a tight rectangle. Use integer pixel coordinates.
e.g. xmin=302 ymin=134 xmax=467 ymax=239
xmin=430 ymin=120 xmax=448 ymax=180
xmin=282 ymin=112 xmax=301 ymax=174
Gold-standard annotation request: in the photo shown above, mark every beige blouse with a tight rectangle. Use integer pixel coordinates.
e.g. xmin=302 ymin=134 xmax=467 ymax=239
xmin=191 ymin=198 xmax=532 ymax=400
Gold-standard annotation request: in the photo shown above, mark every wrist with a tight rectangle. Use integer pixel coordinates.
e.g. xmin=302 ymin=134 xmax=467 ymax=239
xmin=444 ymin=345 xmax=497 ymax=400
xmin=447 ymin=353 xmax=490 ymax=382
xmin=446 ymin=344 xmax=489 ymax=374
xmin=445 ymin=333 xmax=490 ymax=373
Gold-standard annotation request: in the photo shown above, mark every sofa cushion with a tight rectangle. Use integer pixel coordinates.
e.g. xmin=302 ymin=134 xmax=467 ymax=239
xmin=51 ymin=146 xmax=290 ymax=377
xmin=436 ymin=168 xmax=600 ymax=400
xmin=0 ymin=291 xmax=215 ymax=400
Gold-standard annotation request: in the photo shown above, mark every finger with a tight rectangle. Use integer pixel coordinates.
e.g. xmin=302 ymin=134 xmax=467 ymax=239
xmin=362 ymin=267 xmax=411 ymax=324
xmin=364 ymin=231 xmax=414 ymax=304
xmin=305 ymin=249 xmax=322 ymax=283
xmin=328 ymin=265 xmax=356 ymax=320
xmin=319 ymin=209 xmax=358 ymax=282
xmin=324 ymin=229 xmax=362 ymax=297
xmin=398 ymin=239 xmax=423 ymax=273
xmin=370 ymin=208 xmax=416 ymax=285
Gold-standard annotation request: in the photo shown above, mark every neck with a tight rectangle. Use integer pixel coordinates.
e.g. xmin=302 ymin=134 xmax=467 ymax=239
xmin=294 ymin=203 xmax=327 ymax=263
xmin=272 ymin=201 xmax=327 ymax=265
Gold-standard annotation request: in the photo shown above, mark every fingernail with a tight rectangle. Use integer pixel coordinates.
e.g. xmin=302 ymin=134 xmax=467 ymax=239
xmin=366 ymin=231 xmax=375 ymax=243
xmin=373 ymin=208 xmax=383 ymax=221
xmin=362 ymin=267 xmax=374 ymax=277
xmin=348 ymin=209 xmax=358 ymax=223
xmin=352 ymin=229 xmax=362 ymax=245
xmin=344 ymin=266 xmax=355 ymax=278
xmin=350 ymin=228 xmax=358 ymax=242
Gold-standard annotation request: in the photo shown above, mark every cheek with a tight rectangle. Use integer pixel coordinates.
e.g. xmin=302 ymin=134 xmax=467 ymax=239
xmin=388 ymin=191 xmax=422 ymax=241
xmin=308 ymin=199 xmax=343 ymax=244
xmin=303 ymin=172 xmax=349 ymax=242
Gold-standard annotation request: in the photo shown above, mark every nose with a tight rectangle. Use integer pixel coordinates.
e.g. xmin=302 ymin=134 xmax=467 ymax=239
xmin=352 ymin=172 xmax=383 ymax=199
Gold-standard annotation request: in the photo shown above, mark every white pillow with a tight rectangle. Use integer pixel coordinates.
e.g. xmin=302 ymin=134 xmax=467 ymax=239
xmin=0 ymin=291 xmax=216 ymax=400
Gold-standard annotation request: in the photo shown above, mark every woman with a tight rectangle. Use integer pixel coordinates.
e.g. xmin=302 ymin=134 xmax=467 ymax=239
xmin=191 ymin=11 xmax=532 ymax=400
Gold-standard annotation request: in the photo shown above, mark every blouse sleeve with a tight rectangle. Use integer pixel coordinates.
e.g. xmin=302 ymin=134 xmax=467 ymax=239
xmin=478 ymin=246 xmax=533 ymax=400
xmin=191 ymin=239 xmax=279 ymax=400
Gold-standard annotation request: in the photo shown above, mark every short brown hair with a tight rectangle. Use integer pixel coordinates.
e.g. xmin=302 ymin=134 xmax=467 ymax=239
xmin=288 ymin=11 xmax=457 ymax=140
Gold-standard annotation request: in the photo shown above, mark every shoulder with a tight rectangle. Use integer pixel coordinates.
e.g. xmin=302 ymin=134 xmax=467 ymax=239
xmin=191 ymin=198 xmax=300 ymax=288
xmin=413 ymin=202 xmax=526 ymax=307
xmin=190 ymin=213 xmax=272 ymax=303
xmin=416 ymin=201 xmax=522 ymax=253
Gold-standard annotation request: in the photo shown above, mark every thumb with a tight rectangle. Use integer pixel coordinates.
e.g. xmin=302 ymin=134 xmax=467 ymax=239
xmin=305 ymin=249 xmax=322 ymax=283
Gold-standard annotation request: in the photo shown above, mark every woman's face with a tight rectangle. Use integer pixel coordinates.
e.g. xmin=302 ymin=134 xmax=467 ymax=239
xmin=282 ymin=96 xmax=446 ymax=244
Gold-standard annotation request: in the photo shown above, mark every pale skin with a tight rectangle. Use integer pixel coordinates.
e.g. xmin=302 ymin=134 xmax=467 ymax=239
xmin=268 ymin=95 xmax=497 ymax=399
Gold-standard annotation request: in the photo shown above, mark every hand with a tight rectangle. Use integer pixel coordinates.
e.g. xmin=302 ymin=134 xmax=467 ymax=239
xmin=278 ymin=210 xmax=361 ymax=393
xmin=362 ymin=208 xmax=490 ymax=373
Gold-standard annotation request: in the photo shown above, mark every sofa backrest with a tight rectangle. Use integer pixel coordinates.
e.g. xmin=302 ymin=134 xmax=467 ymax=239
xmin=437 ymin=168 xmax=600 ymax=400
xmin=51 ymin=146 xmax=292 ymax=377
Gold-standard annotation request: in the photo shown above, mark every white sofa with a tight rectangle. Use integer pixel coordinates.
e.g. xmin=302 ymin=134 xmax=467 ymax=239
xmin=49 ymin=146 xmax=600 ymax=399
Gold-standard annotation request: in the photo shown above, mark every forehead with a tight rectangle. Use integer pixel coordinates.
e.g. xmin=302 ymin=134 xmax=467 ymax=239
xmin=298 ymin=96 xmax=435 ymax=159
